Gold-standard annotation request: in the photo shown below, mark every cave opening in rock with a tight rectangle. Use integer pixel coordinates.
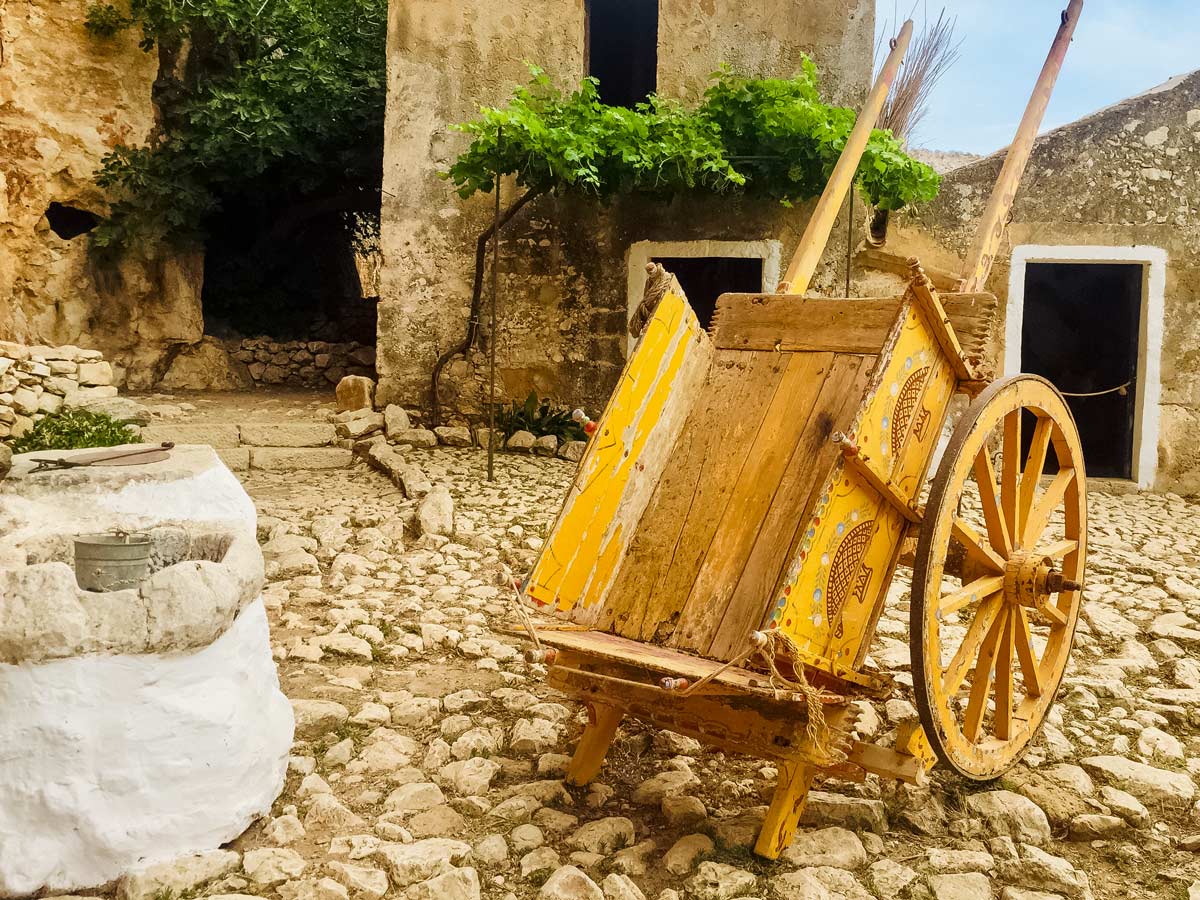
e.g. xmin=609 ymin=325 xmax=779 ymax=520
xmin=199 ymin=188 xmax=380 ymax=387
xmin=44 ymin=202 xmax=100 ymax=240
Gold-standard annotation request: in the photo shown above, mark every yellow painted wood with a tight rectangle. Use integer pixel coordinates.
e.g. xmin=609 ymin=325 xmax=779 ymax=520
xmin=524 ymin=288 xmax=712 ymax=614
xmin=566 ymin=702 xmax=624 ymax=786
xmin=766 ymin=298 xmax=961 ymax=673
xmin=755 ymin=761 xmax=818 ymax=859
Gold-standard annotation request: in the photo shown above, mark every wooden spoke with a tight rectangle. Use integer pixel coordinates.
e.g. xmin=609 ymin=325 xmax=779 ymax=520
xmin=963 ymin=606 xmax=1008 ymax=742
xmin=1018 ymin=417 xmax=1053 ymax=544
xmin=972 ymin=446 xmax=1013 ymax=559
xmin=942 ymin=595 xmax=1003 ymax=697
xmin=1040 ymin=538 xmax=1078 ymax=560
xmin=1001 ymin=410 xmax=1021 ymax=544
xmin=939 ymin=575 xmax=1005 ymax=617
xmin=952 ymin=518 xmax=1006 ymax=573
xmin=994 ymin=611 xmax=1016 ymax=740
xmin=1038 ymin=601 xmax=1069 ymax=628
xmin=1023 ymin=468 xmax=1074 ymax=548
xmin=1012 ymin=606 xmax=1043 ymax=698
xmin=912 ymin=375 xmax=1086 ymax=780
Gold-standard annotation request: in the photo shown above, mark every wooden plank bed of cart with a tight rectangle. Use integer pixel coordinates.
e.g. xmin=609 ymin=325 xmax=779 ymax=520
xmin=520 ymin=2 xmax=1089 ymax=859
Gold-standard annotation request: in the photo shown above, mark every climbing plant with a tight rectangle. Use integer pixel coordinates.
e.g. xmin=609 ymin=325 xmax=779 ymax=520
xmin=83 ymin=0 xmax=386 ymax=254
xmin=445 ymin=62 xmax=940 ymax=211
xmin=432 ymin=62 xmax=940 ymax=423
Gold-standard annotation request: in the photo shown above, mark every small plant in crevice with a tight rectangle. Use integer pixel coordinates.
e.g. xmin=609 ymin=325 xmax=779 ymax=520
xmin=6 ymin=409 xmax=137 ymax=454
xmin=493 ymin=392 xmax=585 ymax=443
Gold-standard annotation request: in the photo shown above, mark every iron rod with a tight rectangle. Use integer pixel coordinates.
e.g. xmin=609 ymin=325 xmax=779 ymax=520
xmin=487 ymin=127 xmax=502 ymax=482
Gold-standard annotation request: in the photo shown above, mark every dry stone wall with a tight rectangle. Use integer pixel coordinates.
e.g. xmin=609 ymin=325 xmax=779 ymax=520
xmin=0 ymin=340 xmax=116 ymax=439
xmin=232 ymin=338 xmax=377 ymax=387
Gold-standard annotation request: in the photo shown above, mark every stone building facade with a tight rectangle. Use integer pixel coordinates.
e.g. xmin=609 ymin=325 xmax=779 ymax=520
xmin=378 ymin=0 xmax=875 ymax=418
xmin=1 ymin=0 xmax=202 ymax=388
xmin=884 ymin=70 xmax=1200 ymax=493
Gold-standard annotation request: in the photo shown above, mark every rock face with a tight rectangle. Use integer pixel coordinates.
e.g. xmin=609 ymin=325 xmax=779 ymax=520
xmin=0 ymin=0 xmax=204 ymax=386
xmin=158 ymin=337 xmax=253 ymax=391
xmin=336 ymin=376 xmax=376 ymax=412
xmin=0 ymin=445 xmax=293 ymax=895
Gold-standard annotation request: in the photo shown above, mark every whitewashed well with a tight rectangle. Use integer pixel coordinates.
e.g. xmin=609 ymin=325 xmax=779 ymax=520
xmin=0 ymin=445 xmax=293 ymax=897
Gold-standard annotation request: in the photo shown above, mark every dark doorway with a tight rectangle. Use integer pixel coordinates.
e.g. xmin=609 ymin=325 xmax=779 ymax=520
xmin=201 ymin=191 xmax=378 ymax=345
xmin=653 ymin=256 xmax=764 ymax=330
xmin=587 ymin=0 xmax=658 ymax=107
xmin=1020 ymin=261 xmax=1142 ymax=479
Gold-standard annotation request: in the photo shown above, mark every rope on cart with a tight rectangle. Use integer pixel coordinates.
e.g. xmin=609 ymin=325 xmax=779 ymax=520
xmin=755 ymin=630 xmax=844 ymax=761
xmin=675 ymin=629 xmax=845 ymax=762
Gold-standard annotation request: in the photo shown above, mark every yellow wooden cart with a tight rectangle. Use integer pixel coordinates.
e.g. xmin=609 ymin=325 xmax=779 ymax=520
xmin=521 ymin=4 xmax=1087 ymax=859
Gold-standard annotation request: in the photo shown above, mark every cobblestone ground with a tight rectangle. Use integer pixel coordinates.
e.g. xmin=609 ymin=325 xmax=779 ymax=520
xmin=190 ymin=447 xmax=1200 ymax=900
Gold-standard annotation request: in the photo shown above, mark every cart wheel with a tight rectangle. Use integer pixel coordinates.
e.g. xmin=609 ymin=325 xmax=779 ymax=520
xmin=911 ymin=375 xmax=1086 ymax=780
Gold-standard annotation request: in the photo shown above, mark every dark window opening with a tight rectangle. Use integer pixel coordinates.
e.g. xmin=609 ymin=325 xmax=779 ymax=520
xmin=587 ymin=0 xmax=658 ymax=107
xmin=1020 ymin=261 xmax=1142 ymax=479
xmin=45 ymin=202 xmax=100 ymax=240
xmin=653 ymin=256 xmax=764 ymax=330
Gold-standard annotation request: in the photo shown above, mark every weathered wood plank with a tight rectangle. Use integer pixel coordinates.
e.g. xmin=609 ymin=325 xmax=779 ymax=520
xmin=706 ymin=354 xmax=876 ymax=660
xmin=596 ymin=350 xmax=786 ymax=639
xmin=943 ymin=292 xmax=1000 ymax=380
xmin=855 ymin=248 xmax=961 ymax=291
xmin=526 ymin=286 xmax=713 ymax=617
xmin=710 ymin=294 xmax=899 ymax=354
xmin=668 ymin=352 xmax=834 ymax=654
xmin=709 ymin=291 xmax=998 ymax=379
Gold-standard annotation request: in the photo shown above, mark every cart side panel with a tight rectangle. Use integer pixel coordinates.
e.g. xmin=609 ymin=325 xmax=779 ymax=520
xmin=590 ymin=348 xmax=792 ymax=638
xmin=524 ymin=287 xmax=713 ymax=616
xmin=678 ymin=352 xmax=878 ymax=660
xmin=766 ymin=302 xmax=961 ymax=670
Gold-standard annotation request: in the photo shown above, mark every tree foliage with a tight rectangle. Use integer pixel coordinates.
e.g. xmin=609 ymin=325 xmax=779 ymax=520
xmin=446 ymin=63 xmax=940 ymax=212
xmin=84 ymin=0 xmax=386 ymax=252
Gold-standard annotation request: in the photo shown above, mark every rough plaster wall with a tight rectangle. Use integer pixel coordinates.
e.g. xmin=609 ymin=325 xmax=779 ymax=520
xmin=378 ymin=0 xmax=586 ymax=410
xmin=885 ymin=71 xmax=1200 ymax=492
xmin=378 ymin=0 xmax=873 ymax=417
xmin=656 ymin=0 xmax=873 ymax=105
xmin=0 ymin=0 xmax=202 ymax=387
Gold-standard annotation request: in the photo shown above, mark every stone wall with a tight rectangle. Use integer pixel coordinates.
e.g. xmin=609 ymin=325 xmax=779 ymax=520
xmin=0 ymin=0 xmax=203 ymax=388
xmin=378 ymin=0 xmax=874 ymax=418
xmin=232 ymin=338 xmax=377 ymax=387
xmin=0 ymin=340 xmax=117 ymax=440
xmin=883 ymin=70 xmax=1200 ymax=492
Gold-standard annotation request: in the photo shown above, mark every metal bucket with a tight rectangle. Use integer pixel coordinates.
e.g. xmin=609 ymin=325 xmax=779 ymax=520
xmin=74 ymin=531 xmax=152 ymax=592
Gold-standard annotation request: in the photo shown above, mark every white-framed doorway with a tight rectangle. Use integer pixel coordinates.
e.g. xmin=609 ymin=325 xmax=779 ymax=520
xmin=625 ymin=239 xmax=782 ymax=354
xmin=1005 ymin=244 xmax=1166 ymax=489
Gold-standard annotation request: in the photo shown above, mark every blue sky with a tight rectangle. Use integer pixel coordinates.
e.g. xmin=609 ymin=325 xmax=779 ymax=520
xmin=877 ymin=0 xmax=1200 ymax=154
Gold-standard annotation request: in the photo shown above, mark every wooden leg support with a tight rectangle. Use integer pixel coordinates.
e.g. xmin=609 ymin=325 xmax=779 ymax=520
xmin=565 ymin=702 xmax=624 ymax=787
xmin=754 ymin=759 xmax=818 ymax=859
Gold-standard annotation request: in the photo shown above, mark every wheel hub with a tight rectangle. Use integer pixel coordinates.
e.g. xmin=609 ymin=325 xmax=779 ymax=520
xmin=1003 ymin=551 xmax=1079 ymax=610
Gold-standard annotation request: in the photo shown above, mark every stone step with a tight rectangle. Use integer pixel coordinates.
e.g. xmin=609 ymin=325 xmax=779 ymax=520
xmin=248 ymin=448 xmax=354 ymax=471
xmin=141 ymin=422 xmax=336 ymax=449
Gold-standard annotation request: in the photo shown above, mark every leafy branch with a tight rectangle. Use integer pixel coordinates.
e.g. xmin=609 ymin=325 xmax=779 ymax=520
xmin=83 ymin=0 xmax=386 ymax=255
xmin=431 ymin=63 xmax=940 ymax=423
